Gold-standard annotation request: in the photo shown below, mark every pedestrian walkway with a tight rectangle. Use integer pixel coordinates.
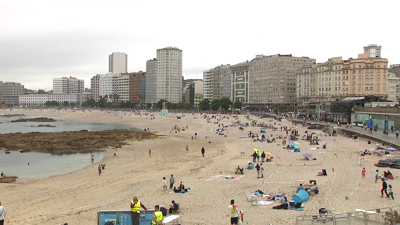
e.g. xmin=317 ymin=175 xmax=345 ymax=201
xmin=288 ymin=117 xmax=400 ymax=148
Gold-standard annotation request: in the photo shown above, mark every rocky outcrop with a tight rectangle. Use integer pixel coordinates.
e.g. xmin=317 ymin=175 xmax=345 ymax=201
xmin=37 ymin=124 xmax=56 ymax=127
xmin=11 ymin=117 xmax=56 ymax=123
xmin=2 ymin=114 xmax=25 ymax=117
xmin=0 ymin=130 xmax=157 ymax=154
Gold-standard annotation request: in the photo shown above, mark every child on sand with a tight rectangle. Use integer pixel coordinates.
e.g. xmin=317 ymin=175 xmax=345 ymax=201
xmin=362 ymin=168 xmax=366 ymax=178
xmin=375 ymin=170 xmax=379 ymax=183
xmin=149 ymin=149 xmax=151 ymax=157
xmin=388 ymin=185 xmax=395 ymax=200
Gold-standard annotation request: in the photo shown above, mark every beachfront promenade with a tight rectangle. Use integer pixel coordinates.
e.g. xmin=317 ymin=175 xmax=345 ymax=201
xmin=260 ymin=112 xmax=400 ymax=148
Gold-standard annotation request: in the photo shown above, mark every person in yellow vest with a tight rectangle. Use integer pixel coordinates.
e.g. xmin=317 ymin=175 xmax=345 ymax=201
xmin=152 ymin=205 xmax=164 ymax=225
xmin=130 ymin=196 xmax=147 ymax=225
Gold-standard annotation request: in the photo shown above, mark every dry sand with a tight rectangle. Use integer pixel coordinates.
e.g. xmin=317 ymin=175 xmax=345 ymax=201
xmin=1 ymin=108 xmax=399 ymax=225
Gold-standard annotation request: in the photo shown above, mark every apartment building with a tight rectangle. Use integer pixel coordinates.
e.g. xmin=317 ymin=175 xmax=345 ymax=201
xmin=296 ymin=45 xmax=389 ymax=105
xmin=145 ymin=58 xmax=157 ymax=104
xmin=231 ymin=61 xmax=250 ymax=103
xmin=189 ymin=80 xmax=203 ymax=107
xmin=18 ymin=94 xmax=48 ymax=107
xmin=91 ymin=75 xmax=100 ymax=101
xmin=156 ymin=47 xmax=182 ymax=103
xmin=203 ymin=69 xmax=214 ymax=100
xmin=296 ymin=57 xmax=343 ymax=105
xmin=117 ymin=74 xmax=130 ymax=102
xmin=387 ymin=72 xmax=399 ymax=102
xmin=124 ymin=71 xmax=143 ymax=104
xmin=109 ymin=52 xmax=127 ymax=73
xmin=0 ymin=81 xmax=24 ymax=105
xmin=389 ymin=64 xmax=400 ymax=77
xmin=248 ymin=54 xmax=315 ymax=107
xmin=53 ymin=77 xmax=84 ymax=94
xmin=214 ymin=65 xmax=231 ymax=100
xmin=202 ymin=64 xmax=231 ymax=101
xmin=140 ymin=73 xmax=146 ymax=106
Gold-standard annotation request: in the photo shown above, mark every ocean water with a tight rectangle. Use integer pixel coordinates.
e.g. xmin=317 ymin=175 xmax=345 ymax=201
xmin=0 ymin=115 xmax=140 ymax=179
xmin=0 ymin=150 xmax=103 ymax=179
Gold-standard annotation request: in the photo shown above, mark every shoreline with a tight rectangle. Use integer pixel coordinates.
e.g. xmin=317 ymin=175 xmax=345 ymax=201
xmin=1 ymin=109 xmax=400 ymax=225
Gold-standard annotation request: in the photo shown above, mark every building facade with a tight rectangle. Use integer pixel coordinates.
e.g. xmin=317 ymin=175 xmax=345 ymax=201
xmin=213 ymin=64 xmax=231 ymax=100
xmin=140 ymin=73 xmax=146 ymax=106
xmin=90 ymin=75 xmax=100 ymax=101
xmin=389 ymin=64 xmax=400 ymax=77
xmin=19 ymin=94 xmax=48 ymax=107
xmin=248 ymin=54 xmax=315 ymax=107
xmin=296 ymin=45 xmax=389 ymax=106
xmin=387 ymin=72 xmax=399 ymax=102
xmin=156 ymin=47 xmax=183 ymax=103
xmin=203 ymin=69 xmax=215 ymax=100
xmin=231 ymin=61 xmax=250 ymax=103
xmin=109 ymin=52 xmax=127 ymax=74
xmin=53 ymin=77 xmax=84 ymax=94
xmin=117 ymin=74 xmax=130 ymax=102
xmin=0 ymin=81 xmax=24 ymax=105
xmin=145 ymin=58 xmax=157 ymax=104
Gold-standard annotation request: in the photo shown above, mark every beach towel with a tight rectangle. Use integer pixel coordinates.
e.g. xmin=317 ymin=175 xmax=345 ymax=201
xmin=177 ymin=189 xmax=191 ymax=195
xmin=258 ymin=201 xmax=274 ymax=206
xmin=234 ymin=176 xmax=244 ymax=181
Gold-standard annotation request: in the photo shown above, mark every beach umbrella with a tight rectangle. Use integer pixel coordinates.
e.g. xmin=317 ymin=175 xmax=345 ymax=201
xmin=264 ymin=152 xmax=272 ymax=156
xmin=386 ymin=147 xmax=398 ymax=151
xmin=293 ymin=142 xmax=300 ymax=145
xmin=253 ymin=148 xmax=259 ymax=153
xmin=302 ymin=153 xmax=313 ymax=158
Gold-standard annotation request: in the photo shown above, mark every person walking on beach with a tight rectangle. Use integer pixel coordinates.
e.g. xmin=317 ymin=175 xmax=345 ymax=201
xmin=228 ymin=199 xmax=239 ymax=225
xmin=149 ymin=149 xmax=151 ymax=157
xmin=260 ymin=163 xmax=264 ymax=178
xmin=381 ymin=179 xmax=389 ymax=198
xmin=375 ymin=170 xmax=379 ymax=183
xmin=201 ymin=147 xmax=205 ymax=157
xmin=0 ymin=201 xmax=6 ymax=225
xmin=362 ymin=168 xmax=367 ymax=178
xmin=186 ymin=145 xmax=189 ymax=153
xmin=169 ymin=174 xmax=175 ymax=190
xmin=98 ymin=165 xmax=102 ymax=175
xmin=261 ymin=151 xmax=266 ymax=163
xmin=131 ymin=196 xmax=147 ymax=225
xmin=388 ymin=185 xmax=395 ymax=200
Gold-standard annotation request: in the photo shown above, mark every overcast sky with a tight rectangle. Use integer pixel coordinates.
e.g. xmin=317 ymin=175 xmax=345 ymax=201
xmin=1 ymin=0 xmax=399 ymax=91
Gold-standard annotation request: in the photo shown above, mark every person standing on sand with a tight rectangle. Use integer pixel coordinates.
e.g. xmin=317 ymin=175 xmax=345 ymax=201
xmin=169 ymin=174 xmax=175 ymax=190
xmin=201 ymin=147 xmax=205 ymax=157
xmin=362 ymin=168 xmax=367 ymax=178
xmin=228 ymin=199 xmax=239 ymax=225
xmin=0 ymin=202 xmax=6 ymax=225
xmin=98 ymin=165 xmax=102 ymax=175
xmin=162 ymin=177 xmax=168 ymax=192
xmin=381 ymin=179 xmax=389 ymax=198
xmin=255 ymin=163 xmax=260 ymax=179
xmin=260 ymin=163 xmax=264 ymax=178
xmin=186 ymin=145 xmax=189 ymax=153
xmin=149 ymin=149 xmax=151 ymax=157
xmin=375 ymin=170 xmax=379 ymax=183
xmin=388 ymin=185 xmax=395 ymax=200
xmin=131 ymin=196 xmax=147 ymax=225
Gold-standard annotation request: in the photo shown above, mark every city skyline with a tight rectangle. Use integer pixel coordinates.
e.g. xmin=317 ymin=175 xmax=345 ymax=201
xmin=1 ymin=0 xmax=399 ymax=90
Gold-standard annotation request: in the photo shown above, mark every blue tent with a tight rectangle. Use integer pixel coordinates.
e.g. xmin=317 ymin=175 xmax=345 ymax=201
xmin=291 ymin=189 xmax=310 ymax=203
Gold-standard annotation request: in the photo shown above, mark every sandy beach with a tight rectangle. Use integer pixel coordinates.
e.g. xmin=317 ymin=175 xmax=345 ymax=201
xmin=1 ymin=108 xmax=399 ymax=225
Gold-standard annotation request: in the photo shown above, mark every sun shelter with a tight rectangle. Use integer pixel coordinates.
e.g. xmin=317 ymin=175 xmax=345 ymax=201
xmin=291 ymin=189 xmax=310 ymax=203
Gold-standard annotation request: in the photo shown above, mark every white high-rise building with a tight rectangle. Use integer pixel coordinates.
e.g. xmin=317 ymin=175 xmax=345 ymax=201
xmin=53 ymin=77 xmax=84 ymax=94
xmin=109 ymin=52 xmax=127 ymax=73
xmin=156 ymin=47 xmax=182 ymax=103
xmin=99 ymin=74 xmax=119 ymax=102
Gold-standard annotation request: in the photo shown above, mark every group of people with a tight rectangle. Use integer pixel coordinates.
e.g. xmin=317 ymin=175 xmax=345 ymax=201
xmin=98 ymin=164 xmax=105 ymax=175
xmin=297 ymin=181 xmax=318 ymax=194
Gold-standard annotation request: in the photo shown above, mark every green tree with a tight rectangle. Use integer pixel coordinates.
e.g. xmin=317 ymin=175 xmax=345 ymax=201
xmin=156 ymin=99 xmax=167 ymax=109
xmin=63 ymin=101 xmax=69 ymax=106
xmin=45 ymin=101 xmax=59 ymax=107
xmin=199 ymin=99 xmax=210 ymax=111
xmin=184 ymin=103 xmax=192 ymax=110
xmin=220 ymin=97 xmax=231 ymax=111
xmin=233 ymin=101 xmax=242 ymax=110
xmin=211 ymin=99 xmax=220 ymax=111
xmin=37 ymin=89 xmax=47 ymax=94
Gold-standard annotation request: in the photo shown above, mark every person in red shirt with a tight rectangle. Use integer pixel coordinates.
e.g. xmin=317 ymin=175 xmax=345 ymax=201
xmin=131 ymin=196 xmax=147 ymax=225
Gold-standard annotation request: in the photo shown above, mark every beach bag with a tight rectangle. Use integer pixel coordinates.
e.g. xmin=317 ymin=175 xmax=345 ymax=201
xmin=282 ymin=203 xmax=288 ymax=209
xmin=160 ymin=207 xmax=167 ymax=216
